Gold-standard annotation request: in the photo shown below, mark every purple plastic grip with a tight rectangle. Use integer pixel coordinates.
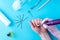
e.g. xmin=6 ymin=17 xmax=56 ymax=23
xmin=44 ymin=19 xmax=60 ymax=26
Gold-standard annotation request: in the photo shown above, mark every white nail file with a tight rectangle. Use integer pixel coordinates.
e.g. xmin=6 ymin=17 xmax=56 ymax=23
xmin=0 ymin=11 xmax=11 ymax=26
xmin=38 ymin=0 xmax=50 ymax=10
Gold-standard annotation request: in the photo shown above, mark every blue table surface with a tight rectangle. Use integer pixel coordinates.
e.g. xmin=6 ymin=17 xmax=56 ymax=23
xmin=0 ymin=0 xmax=60 ymax=40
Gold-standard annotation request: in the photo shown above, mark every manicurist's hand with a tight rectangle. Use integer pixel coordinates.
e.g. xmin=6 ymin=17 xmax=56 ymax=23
xmin=42 ymin=18 xmax=60 ymax=40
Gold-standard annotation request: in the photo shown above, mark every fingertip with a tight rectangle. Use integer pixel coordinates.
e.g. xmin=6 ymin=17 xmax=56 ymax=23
xmin=42 ymin=18 xmax=52 ymax=24
xmin=43 ymin=24 xmax=48 ymax=29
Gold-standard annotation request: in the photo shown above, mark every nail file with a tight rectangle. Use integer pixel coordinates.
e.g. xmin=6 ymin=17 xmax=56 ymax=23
xmin=38 ymin=0 xmax=50 ymax=10
xmin=0 ymin=11 xmax=11 ymax=26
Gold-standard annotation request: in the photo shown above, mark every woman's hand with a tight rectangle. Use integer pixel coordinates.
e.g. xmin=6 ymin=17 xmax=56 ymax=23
xmin=29 ymin=18 xmax=46 ymax=34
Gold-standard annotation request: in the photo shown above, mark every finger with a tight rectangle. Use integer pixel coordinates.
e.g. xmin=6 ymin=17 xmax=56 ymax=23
xmin=43 ymin=24 xmax=48 ymax=28
xmin=36 ymin=18 xmax=41 ymax=26
xmin=29 ymin=20 xmax=38 ymax=32
xmin=30 ymin=20 xmax=35 ymax=28
xmin=35 ymin=18 xmax=39 ymax=26
xmin=37 ymin=18 xmax=40 ymax=25
xmin=30 ymin=21 xmax=34 ymax=27
xmin=34 ymin=19 xmax=37 ymax=27
xmin=45 ymin=18 xmax=52 ymax=21
xmin=30 ymin=22 xmax=36 ymax=31
xmin=42 ymin=18 xmax=49 ymax=24
xmin=33 ymin=19 xmax=40 ymax=29
xmin=36 ymin=18 xmax=42 ymax=28
xmin=42 ymin=18 xmax=53 ymax=24
xmin=38 ymin=18 xmax=42 ymax=24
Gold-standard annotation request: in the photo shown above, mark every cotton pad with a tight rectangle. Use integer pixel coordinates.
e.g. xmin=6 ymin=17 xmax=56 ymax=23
xmin=12 ymin=0 xmax=22 ymax=11
xmin=0 ymin=11 xmax=11 ymax=26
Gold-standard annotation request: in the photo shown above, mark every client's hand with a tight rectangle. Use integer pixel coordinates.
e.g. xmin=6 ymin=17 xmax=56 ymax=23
xmin=29 ymin=18 xmax=46 ymax=34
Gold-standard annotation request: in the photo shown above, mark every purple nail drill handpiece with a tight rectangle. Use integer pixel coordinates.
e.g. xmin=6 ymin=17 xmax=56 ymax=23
xmin=44 ymin=19 xmax=60 ymax=26
xmin=43 ymin=19 xmax=60 ymax=39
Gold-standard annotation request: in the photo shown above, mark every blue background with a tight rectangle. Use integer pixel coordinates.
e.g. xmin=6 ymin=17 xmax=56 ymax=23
xmin=0 ymin=0 xmax=60 ymax=40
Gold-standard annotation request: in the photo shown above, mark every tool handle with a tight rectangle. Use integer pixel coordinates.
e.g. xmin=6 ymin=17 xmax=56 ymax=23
xmin=44 ymin=19 xmax=60 ymax=26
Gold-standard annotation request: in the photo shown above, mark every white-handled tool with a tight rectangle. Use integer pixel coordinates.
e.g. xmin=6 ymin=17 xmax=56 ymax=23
xmin=38 ymin=0 xmax=50 ymax=10
xmin=0 ymin=11 xmax=11 ymax=26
